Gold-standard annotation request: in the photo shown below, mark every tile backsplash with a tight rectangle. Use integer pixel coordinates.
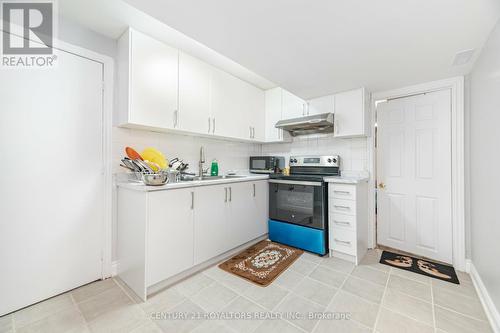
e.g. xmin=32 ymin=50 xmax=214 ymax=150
xmin=113 ymin=128 xmax=369 ymax=178
xmin=112 ymin=127 xmax=261 ymax=175
xmin=261 ymin=134 xmax=369 ymax=178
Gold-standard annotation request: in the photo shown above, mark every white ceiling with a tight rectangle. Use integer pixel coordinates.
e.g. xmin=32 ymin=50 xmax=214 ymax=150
xmin=61 ymin=0 xmax=500 ymax=99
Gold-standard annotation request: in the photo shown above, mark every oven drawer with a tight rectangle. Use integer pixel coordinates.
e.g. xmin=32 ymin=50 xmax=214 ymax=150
xmin=329 ymin=213 xmax=356 ymax=231
xmin=330 ymin=198 xmax=356 ymax=216
xmin=329 ymin=184 xmax=356 ymax=201
xmin=329 ymin=228 xmax=356 ymax=255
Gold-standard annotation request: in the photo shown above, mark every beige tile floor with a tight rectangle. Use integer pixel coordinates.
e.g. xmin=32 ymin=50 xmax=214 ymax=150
xmin=0 ymin=249 xmax=492 ymax=333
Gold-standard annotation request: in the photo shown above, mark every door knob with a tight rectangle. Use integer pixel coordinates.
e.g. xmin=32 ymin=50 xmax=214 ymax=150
xmin=378 ymin=182 xmax=386 ymax=189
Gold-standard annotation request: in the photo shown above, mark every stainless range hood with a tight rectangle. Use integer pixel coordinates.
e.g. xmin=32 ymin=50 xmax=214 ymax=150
xmin=275 ymin=113 xmax=334 ymax=136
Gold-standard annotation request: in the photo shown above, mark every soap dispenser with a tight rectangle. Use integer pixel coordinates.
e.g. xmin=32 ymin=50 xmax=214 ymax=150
xmin=210 ymin=159 xmax=219 ymax=176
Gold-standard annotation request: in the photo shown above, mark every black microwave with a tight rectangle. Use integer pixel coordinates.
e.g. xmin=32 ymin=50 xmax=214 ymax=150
xmin=249 ymin=156 xmax=285 ymax=174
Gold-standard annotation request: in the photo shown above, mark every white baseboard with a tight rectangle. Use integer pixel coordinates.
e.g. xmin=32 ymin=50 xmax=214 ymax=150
xmin=111 ymin=260 xmax=118 ymax=277
xmin=465 ymin=259 xmax=471 ymax=273
xmin=470 ymin=263 xmax=500 ymax=333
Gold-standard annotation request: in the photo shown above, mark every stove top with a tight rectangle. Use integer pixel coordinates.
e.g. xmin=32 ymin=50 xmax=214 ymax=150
xmin=273 ymin=155 xmax=340 ymax=182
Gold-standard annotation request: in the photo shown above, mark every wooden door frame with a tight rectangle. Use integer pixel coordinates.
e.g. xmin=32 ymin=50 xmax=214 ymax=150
xmin=368 ymin=77 xmax=465 ymax=271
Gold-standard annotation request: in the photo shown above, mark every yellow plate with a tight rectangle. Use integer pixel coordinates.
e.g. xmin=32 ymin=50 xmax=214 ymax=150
xmin=141 ymin=147 xmax=168 ymax=170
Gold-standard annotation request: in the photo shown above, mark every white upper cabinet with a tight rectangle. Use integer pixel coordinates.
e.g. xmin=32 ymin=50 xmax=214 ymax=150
xmin=118 ymin=28 xmax=179 ymax=129
xmin=246 ymin=84 xmax=265 ymax=141
xmin=210 ymin=67 xmax=249 ymax=139
xmin=265 ymin=87 xmax=283 ymax=142
xmin=333 ymin=88 xmax=370 ymax=138
xmin=210 ymin=67 xmax=265 ymax=141
xmin=178 ymin=52 xmax=211 ymax=134
xmin=308 ymin=95 xmax=335 ymax=116
xmin=282 ymin=89 xmax=307 ymax=119
xmin=117 ymin=27 xmax=265 ymax=142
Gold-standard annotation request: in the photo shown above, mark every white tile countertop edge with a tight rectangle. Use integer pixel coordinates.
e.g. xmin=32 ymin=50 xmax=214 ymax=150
xmin=323 ymin=176 xmax=369 ymax=184
xmin=117 ymin=174 xmax=270 ymax=192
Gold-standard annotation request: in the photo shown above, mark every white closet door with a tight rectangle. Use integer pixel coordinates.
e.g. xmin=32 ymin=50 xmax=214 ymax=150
xmin=377 ymin=90 xmax=452 ymax=263
xmin=0 ymin=36 xmax=104 ymax=315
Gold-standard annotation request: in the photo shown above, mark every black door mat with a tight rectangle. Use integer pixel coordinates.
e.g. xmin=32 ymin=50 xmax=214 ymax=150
xmin=380 ymin=251 xmax=459 ymax=284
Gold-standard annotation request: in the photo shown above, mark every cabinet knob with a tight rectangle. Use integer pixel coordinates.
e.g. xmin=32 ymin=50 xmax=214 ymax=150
xmin=378 ymin=182 xmax=386 ymax=189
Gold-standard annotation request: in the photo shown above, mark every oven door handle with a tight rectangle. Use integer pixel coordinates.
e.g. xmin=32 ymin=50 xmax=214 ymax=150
xmin=268 ymin=179 xmax=323 ymax=187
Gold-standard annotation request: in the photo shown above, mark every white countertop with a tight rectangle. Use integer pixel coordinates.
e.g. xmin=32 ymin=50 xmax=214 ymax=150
xmin=117 ymin=174 xmax=269 ymax=192
xmin=323 ymin=176 xmax=369 ymax=184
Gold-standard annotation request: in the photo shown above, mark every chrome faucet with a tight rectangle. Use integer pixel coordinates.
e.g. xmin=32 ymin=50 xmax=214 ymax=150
xmin=198 ymin=146 xmax=205 ymax=178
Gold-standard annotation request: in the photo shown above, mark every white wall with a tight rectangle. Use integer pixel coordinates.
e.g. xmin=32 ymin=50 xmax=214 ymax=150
xmin=262 ymin=135 xmax=369 ymax=177
xmin=58 ymin=16 xmax=117 ymax=58
xmin=469 ymin=19 xmax=500 ymax=311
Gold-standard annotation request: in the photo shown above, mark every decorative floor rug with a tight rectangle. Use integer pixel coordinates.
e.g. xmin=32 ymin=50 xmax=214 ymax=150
xmin=380 ymin=250 xmax=460 ymax=284
xmin=218 ymin=240 xmax=303 ymax=287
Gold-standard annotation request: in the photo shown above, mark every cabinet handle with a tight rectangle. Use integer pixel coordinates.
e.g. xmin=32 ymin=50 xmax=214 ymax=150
xmin=191 ymin=192 xmax=194 ymax=210
xmin=249 ymin=126 xmax=252 ymax=138
xmin=208 ymin=117 xmax=211 ymax=133
xmin=224 ymin=187 xmax=228 ymax=202
xmin=212 ymin=118 xmax=216 ymax=133
xmin=253 ymin=183 xmax=256 ymax=197
xmin=229 ymin=187 xmax=232 ymax=202
xmin=252 ymin=127 xmax=255 ymax=138
xmin=334 ymin=238 xmax=352 ymax=245
xmin=334 ymin=190 xmax=351 ymax=195
xmin=334 ymin=220 xmax=351 ymax=226
xmin=334 ymin=205 xmax=350 ymax=210
xmin=174 ymin=110 xmax=179 ymax=127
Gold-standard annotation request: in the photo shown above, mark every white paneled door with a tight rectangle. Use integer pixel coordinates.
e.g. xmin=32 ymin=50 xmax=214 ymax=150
xmin=0 ymin=36 xmax=104 ymax=315
xmin=376 ymin=90 xmax=452 ymax=263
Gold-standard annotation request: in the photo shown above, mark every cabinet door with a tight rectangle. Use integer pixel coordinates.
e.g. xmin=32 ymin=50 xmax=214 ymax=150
xmin=333 ymin=88 xmax=367 ymax=137
xmin=265 ymin=88 xmax=283 ymax=142
xmin=210 ymin=67 xmax=251 ymax=139
xmin=193 ymin=184 xmax=230 ymax=264
xmin=248 ymin=88 xmax=266 ymax=141
xmin=308 ymin=95 xmax=334 ymax=116
xmin=282 ymin=89 xmax=307 ymax=120
xmin=251 ymin=181 xmax=269 ymax=239
xmin=129 ymin=29 xmax=178 ymax=129
xmin=228 ymin=181 xmax=269 ymax=247
xmin=227 ymin=182 xmax=254 ymax=247
xmin=178 ymin=52 xmax=211 ymax=134
xmin=147 ymin=189 xmax=194 ymax=286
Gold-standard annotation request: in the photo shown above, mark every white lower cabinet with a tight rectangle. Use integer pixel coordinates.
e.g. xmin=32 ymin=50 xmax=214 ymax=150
xmin=327 ymin=181 xmax=368 ymax=265
xmin=117 ymin=180 xmax=269 ymax=300
xmin=194 ymin=184 xmax=231 ymax=264
xmin=147 ymin=189 xmax=194 ymax=286
xmin=227 ymin=181 xmax=269 ymax=248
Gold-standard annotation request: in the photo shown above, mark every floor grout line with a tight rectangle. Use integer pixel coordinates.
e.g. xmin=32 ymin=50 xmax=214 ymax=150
xmin=371 ymin=267 xmax=391 ymax=333
xmin=433 ymin=304 xmax=492 ymax=323
xmin=430 ymin=277 xmax=437 ymax=331
xmin=309 ymin=260 xmax=367 ymax=333
xmin=68 ymin=293 xmax=92 ymax=331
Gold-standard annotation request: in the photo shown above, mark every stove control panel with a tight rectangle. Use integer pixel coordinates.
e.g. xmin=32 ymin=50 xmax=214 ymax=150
xmin=289 ymin=155 xmax=340 ymax=167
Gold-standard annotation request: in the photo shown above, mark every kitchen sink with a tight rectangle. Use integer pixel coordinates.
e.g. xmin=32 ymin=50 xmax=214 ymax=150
xmin=180 ymin=175 xmax=247 ymax=182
